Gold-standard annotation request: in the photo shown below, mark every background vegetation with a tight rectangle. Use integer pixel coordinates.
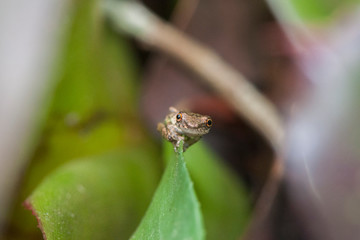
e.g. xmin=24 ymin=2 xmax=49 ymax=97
xmin=1 ymin=0 xmax=360 ymax=239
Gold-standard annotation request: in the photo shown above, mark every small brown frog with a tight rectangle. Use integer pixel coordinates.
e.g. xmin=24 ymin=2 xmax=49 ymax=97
xmin=157 ymin=107 xmax=213 ymax=152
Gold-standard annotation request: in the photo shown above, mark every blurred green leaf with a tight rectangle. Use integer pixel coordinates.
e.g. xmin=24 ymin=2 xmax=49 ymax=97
xmin=27 ymin=149 xmax=160 ymax=240
xmin=164 ymin=141 xmax=250 ymax=240
xmin=289 ymin=0 xmax=351 ymax=22
xmin=131 ymin=141 xmax=205 ymax=240
xmin=184 ymin=142 xmax=251 ymax=240
xmin=9 ymin=0 xmax=147 ymax=234
xmin=270 ymin=0 xmax=360 ymax=24
xmin=16 ymin=0 xmax=141 ymax=198
xmin=51 ymin=0 xmax=138 ymax=118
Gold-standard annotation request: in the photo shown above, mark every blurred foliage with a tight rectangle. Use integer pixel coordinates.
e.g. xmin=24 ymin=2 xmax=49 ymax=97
xmin=269 ymin=0 xmax=360 ymax=239
xmin=9 ymin=0 xmax=161 ymax=237
xmin=21 ymin=0 xmax=142 ymax=197
xmin=28 ymin=149 xmax=160 ymax=240
xmin=6 ymin=0 xmax=253 ymax=239
xmin=184 ymin=142 xmax=251 ymax=240
xmin=288 ymin=0 xmax=359 ymax=23
xmin=5 ymin=0 xmax=360 ymax=239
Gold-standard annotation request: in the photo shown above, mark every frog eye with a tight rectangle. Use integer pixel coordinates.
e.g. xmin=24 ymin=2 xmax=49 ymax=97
xmin=176 ymin=113 xmax=182 ymax=121
xmin=206 ymin=119 xmax=212 ymax=127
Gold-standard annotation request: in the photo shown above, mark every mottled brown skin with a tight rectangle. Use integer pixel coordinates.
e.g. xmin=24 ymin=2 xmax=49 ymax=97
xmin=157 ymin=107 xmax=212 ymax=152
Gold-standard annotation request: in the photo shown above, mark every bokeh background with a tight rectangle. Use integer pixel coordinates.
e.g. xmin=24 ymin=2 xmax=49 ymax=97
xmin=1 ymin=0 xmax=360 ymax=239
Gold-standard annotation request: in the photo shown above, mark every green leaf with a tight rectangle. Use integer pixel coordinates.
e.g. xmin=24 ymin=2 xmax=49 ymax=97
xmin=163 ymin=141 xmax=250 ymax=240
xmin=50 ymin=0 xmax=138 ymax=119
xmin=267 ymin=0 xmax=360 ymax=24
xmin=130 ymin=141 xmax=205 ymax=240
xmin=184 ymin=142 xmax=251 ymax=240
xmin=10 ymin=0 xmax=142 ymax=232
xmin=288 ymin=0 xmax=359 ymax=23
xmin=27 ymin=149 xmax=160 ymax=240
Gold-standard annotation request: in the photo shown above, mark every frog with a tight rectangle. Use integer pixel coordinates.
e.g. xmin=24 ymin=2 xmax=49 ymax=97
xmin=157 ymin=106 xmax=213 ymax=152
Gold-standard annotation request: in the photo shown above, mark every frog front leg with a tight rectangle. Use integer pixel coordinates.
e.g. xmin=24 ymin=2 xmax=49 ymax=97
xmin=157 ymin=122 xmax=185 ymax=151
xmin=167 ymin=124 xmax=185 ymax=151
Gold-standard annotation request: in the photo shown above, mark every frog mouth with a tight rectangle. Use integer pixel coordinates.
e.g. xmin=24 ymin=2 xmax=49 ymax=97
xmin=180 ymin=127 xmax=209 ymax=136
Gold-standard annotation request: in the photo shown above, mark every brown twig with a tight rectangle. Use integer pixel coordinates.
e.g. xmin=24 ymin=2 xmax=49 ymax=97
xmin=103 ymin=0 xmax=285 ymax=153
